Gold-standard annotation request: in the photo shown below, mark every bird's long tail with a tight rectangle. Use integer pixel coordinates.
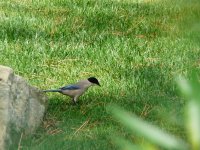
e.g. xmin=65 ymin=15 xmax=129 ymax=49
xmin=43 ymin=89 xmax=61 ymax=92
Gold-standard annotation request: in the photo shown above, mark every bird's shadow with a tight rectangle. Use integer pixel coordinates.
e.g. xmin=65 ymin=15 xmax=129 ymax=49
xmin=46 ymin=96 xmax=75 ymax=111
xmin=46 ymin=96 xmax=97 ymax=110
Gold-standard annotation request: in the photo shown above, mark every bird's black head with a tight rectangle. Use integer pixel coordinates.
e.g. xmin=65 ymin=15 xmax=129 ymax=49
xmin=88 ymin=77 xmax=100 ymax=86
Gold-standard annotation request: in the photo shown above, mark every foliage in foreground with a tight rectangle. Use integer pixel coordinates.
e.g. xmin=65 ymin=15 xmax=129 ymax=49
xmin=110 ymin=72 xmax=200 ymax=150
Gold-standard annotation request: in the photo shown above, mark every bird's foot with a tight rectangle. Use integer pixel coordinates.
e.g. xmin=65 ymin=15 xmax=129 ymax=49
xmin=71 ymin=99 xmax=77 ymax=106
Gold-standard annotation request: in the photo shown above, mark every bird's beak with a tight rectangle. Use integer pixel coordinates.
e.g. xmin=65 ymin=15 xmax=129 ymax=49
xmin=97 ymin=83 xmax=101 ymax=86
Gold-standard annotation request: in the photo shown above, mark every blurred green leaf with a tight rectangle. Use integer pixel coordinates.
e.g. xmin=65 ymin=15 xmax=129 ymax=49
xmin=186 ymin=101 xmax=200 ymax=150
xmin=176 ymin=72 xmax=200 ymax=101
xmin=177 ymin=74 xmax=200 ymax=150
xmin=109 ymin=105 xmax=187 ymax=150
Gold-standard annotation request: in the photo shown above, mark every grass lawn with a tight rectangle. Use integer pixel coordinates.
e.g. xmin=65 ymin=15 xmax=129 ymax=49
xmin=0 ymin=0 xmax=199 ymax=149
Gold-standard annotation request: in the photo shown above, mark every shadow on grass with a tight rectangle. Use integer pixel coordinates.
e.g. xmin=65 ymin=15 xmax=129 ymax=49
xmin=20 ymin=94 xmax=115 ymax=150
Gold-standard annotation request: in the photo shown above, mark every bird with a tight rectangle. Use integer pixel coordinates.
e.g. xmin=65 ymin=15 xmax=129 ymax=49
xmin=43 ymin=77 xmax=100 ymax=104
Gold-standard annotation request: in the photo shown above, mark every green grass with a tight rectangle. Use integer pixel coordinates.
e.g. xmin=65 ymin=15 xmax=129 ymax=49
xmin=0 ymin=0 xmax=200 ymax=149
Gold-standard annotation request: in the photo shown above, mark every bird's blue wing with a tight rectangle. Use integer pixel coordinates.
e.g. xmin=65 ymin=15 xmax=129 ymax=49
xmin=60 ymin=84 xmax=80 ymax=90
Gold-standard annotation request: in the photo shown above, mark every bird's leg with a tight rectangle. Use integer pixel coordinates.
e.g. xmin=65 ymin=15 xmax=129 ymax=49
xmin=72 ymin=98 xmax=76 ymax=105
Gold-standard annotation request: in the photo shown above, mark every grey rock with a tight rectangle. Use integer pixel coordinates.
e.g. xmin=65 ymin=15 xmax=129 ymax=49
xmin=0 ymin=65 xmax=48 ymax=150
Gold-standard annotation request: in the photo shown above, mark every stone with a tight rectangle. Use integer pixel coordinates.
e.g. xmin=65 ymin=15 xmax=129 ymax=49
xmin=0 ymin=65 xmax=48 ymax=150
